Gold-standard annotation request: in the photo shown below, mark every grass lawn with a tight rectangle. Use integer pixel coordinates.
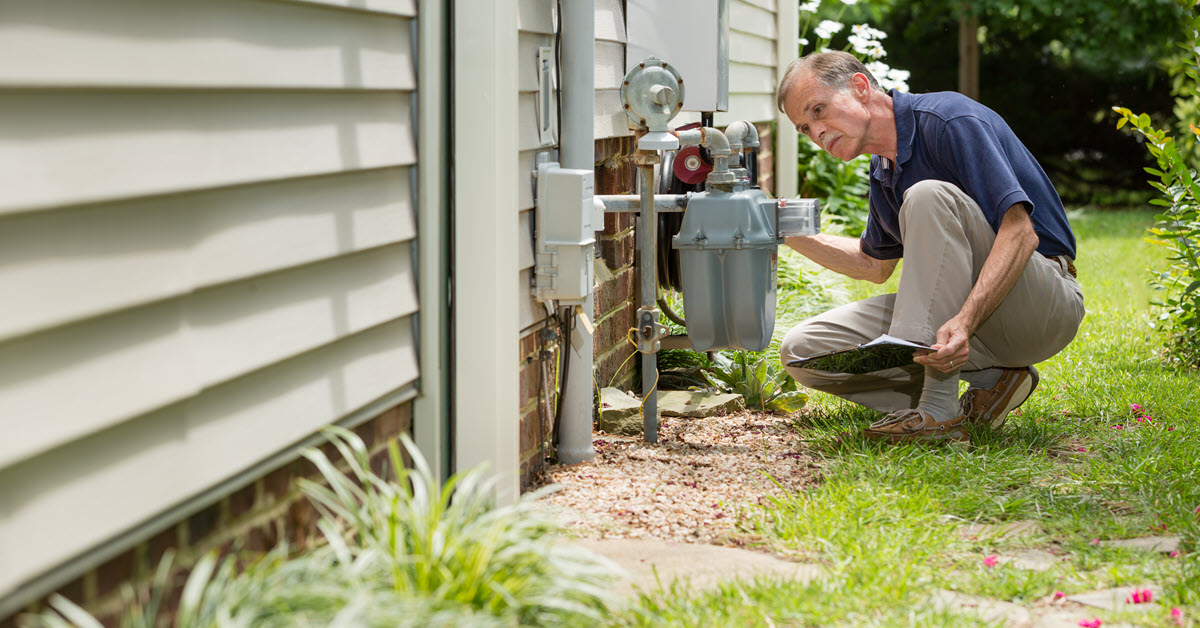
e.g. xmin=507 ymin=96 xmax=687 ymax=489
xmin=614 ymin=209 xmax=1200 ymax=627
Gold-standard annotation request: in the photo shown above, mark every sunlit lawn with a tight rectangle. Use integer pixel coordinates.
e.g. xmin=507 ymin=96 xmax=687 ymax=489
xmin=614 ymin=208 xmax=1200 ymax=627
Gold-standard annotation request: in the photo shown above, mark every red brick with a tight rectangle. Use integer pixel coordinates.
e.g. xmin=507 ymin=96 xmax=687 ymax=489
xmin=262 ymin=465 xmax=293 ymax=504
xmin=352 ymin=421 xmax=376 ymax=453
xmin=229 ymin=481 xmax=258 ymax=521
xmin=95 ymin=548 xmax=137 ymax=599
xmin=596 ymin=342 xmax=638 ymax=390
xmin=187 ymin=505 xmax=220 ymax=546
xmin=595 ymin=306 xmax=635 ymax=354
xmin=146 ymin=525 xmax=180 ymax=572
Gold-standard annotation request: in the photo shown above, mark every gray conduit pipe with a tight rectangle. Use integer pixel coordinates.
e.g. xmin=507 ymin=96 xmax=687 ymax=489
xmin=556 ymin=0 xmax=596 ymax=465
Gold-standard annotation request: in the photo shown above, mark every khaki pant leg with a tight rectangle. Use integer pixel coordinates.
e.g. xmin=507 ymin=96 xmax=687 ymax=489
xmin=891 ymin=180 xmax=1084 ymax=369
xmin=780 ymin=294 xmax=925 ymax=413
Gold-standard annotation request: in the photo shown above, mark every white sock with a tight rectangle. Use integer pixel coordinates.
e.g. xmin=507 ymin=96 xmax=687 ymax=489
xmin=961 ymin=368 xmax=1002 ymax=391
xmin=916 ymin=366 xmax=961 ymax=420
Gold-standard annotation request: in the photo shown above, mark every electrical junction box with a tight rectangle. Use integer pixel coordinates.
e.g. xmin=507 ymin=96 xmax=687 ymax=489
xmin=533 ymin=160 xmax=595 ymax=305
xmin=625 ymin=0 xmax=728 ymax=112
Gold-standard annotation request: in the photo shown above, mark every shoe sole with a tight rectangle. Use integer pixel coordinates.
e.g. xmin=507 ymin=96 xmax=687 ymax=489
xmin=863 ymin=428 xmax=969 ymax=444
xmin=989 ymin=367 xmax=1040 ymax=429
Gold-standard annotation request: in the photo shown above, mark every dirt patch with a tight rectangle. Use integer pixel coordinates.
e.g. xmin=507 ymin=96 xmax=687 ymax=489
xmin=534 ymin=410 xmax=823 ymax=546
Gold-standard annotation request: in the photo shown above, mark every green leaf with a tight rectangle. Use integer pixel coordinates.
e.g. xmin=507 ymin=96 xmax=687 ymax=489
xmin=767 ymin=391 xmax=809 ymax=414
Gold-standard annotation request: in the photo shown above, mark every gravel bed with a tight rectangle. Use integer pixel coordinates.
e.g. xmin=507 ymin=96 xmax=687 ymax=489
xmin=534 ymin=410 xmax=823 ymax=546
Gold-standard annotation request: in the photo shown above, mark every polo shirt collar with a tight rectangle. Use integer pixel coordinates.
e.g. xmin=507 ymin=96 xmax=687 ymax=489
xmin=873 ymin=89 xmax=915 ymax=182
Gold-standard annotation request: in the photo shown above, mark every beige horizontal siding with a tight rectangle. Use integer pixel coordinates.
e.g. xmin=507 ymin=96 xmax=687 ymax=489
xmin=518 ymin=0 xmax=555 ymax=35
xmin=0 ymin=168 xmax=415 ymax=342
xmin=0 ymin=0 xmax=421 ymax=601
xmin=731 ymin=0 xmax=778 ymax=39
xmin=0 ymin=92 xmax=415 ymax=215
xmin=730 ymin=29 xmax=777 ymax=67
xmin=268 ymin=0 xmax=417 ymax=15
xmin=596 ymin=0 xmax=627 ymax=43
xmin=0 ymin=316 xmax=418 ymax=598
xmin=0 ymin=243 xmax=418 ymax=471
xmin=0 ymin=0 xmax=414 ymax=89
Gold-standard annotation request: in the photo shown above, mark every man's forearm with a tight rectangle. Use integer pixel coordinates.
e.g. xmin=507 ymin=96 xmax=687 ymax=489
xmin=784 ymin=233 xmax=898 ymax=283
xmin=957 ymin=204 xmax=1040 ymax=333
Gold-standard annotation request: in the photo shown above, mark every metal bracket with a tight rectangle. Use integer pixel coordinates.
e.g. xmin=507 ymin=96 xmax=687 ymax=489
xmin=635 ymin=307 xmax=668 ymax=353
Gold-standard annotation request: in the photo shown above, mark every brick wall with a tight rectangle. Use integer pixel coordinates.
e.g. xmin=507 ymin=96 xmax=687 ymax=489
xmin=517 ymin=136 xmax=639 ymax=488
xmin=1 ymin=404 xmax=414 ymax=627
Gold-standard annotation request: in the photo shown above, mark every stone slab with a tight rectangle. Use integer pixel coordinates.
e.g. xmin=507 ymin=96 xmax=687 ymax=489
xmin=1099 ymin=535 xmax=1180 ymax=554
xmin=657 ymin=390 xmax=744 ymax=418
xmin=929 ymin=589 xmax=1032 ymax=627
xmin=599 ymin=387 xmax=652 ymax=435
xmin=959 ymin=520 xmax=1045 ymax=542
xmin=577 ymin=538 xmax=823 ymax=598
xmin=1067 ymin=585 xmax=1162 ymax=612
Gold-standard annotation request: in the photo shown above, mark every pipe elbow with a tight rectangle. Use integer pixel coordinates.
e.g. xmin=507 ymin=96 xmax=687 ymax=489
xmin=701 ymin=126 xmax=731 ymax=155
xmin=723 ymin=120 xmax=752 ymax=151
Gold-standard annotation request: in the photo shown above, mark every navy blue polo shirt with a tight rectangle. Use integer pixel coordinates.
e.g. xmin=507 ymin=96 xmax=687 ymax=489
xmin=861 ymin=90 xmax=1076 ymax=261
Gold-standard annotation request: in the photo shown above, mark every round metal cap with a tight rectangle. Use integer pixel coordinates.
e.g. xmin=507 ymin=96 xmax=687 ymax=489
xmin=620 ymin=57 xmax=684 ymax=134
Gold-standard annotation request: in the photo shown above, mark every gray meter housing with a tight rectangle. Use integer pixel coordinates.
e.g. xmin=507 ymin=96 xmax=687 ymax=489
xmin=673 ymin=185 xmax=820 ymax=351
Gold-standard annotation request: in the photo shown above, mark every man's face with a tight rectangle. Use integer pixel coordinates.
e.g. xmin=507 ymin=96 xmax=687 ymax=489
xmin=784 ymin=70 xmax=871 ymax=162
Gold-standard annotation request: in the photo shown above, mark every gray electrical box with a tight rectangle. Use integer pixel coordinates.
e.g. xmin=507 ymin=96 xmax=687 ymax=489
xmin=673 ymin=188 xmax=820 ymax=351
xmin=533 ymin=160 xmax=595 ymax=305
xmin=626 ymin=0 xmax=729 ymax=112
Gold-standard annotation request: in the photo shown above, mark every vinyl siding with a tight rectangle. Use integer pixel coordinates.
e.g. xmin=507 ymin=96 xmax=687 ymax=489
xmin=0 ymin=0 xmax=420 ymax=599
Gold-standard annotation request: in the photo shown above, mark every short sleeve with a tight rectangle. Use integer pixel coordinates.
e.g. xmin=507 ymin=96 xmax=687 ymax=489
xmin=934 ymin=116 xmax=1033 ymax=231
xmin=860 ymin=178 xmax=904 ymax=260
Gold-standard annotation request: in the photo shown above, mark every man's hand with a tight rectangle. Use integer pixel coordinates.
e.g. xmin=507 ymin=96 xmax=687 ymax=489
xmin=915 ymin=315 xmax=973 ymax=373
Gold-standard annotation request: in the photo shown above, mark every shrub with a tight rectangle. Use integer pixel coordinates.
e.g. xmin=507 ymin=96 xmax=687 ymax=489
xmin=28 ymin=429 xmax=615 ymax=627
xmin=1113 ymin=8 xmax=1200 ymax=366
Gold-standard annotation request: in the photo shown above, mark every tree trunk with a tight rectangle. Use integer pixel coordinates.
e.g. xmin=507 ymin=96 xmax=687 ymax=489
xmin=958 ymin=5 xmax=980 ymax=100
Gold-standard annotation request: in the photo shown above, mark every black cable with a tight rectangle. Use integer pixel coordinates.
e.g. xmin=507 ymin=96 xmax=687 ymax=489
xmin=551 ymin=306 xmax=574 ymax=451
xmin=554 ymin=0 xmax=562 ymax=148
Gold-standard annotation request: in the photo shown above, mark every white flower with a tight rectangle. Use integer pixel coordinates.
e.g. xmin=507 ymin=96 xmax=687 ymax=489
xmin=840 ymin=0 xmax=858 ymax=5
xmin=799 ymin=37 xmax=810 ymax=47
xmin=799 ymin=1 xmax=820 ymax=13
xmin=814 ymin=20 xmax=844 ymax=40
xmin=851 ymin=24 xmax=888 ymax=40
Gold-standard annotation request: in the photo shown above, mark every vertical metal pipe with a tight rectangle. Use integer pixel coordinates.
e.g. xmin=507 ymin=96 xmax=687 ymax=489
xmin=639 ymin=161 xmax=658 ymax=443
xmin=556 ymin=0 xmax=596 ymax=465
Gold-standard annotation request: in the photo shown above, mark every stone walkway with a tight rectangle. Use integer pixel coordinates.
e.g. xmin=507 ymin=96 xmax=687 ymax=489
xmin=578 ymin=524 xmax=1184 ymax=626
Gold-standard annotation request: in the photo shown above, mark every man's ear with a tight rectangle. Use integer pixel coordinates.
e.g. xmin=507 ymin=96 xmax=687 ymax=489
xmin=850 ymin=73 xmax=871 ymax=100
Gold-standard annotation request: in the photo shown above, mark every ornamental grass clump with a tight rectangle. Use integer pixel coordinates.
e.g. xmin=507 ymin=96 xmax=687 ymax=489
xmin=29 ymin=428 xmax=615 ymax=627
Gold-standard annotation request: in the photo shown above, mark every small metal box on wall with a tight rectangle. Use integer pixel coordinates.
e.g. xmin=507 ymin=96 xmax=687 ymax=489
xmin=625 ymin=0 xmax=729 ymax=112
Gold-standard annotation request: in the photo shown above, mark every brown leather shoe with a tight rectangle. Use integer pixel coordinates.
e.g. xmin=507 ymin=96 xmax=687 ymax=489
xmin=960 ymin=366 xmax=1040 ymax=429
xmin=864 ymin=409 xmax=969 ymax=443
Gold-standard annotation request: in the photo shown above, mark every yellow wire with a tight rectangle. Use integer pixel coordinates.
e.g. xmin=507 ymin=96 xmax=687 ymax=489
xmin=623 ymin=327 xmax=661 ymax=412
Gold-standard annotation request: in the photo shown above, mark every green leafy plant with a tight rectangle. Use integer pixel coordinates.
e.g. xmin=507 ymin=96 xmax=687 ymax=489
xmin=29 ymin=429 xmax=615 ymax=627
xmin=1113 ymin=8 xmax=1200 ymax=366
xmin=700 ymin=351 xmax=808 ymax=414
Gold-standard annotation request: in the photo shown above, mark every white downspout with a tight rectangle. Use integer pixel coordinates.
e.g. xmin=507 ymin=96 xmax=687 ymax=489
xmin=556 ymin=0 xmax=596 ymax=465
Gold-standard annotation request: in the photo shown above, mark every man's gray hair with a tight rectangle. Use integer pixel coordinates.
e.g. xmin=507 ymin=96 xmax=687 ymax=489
xmin=775 ymin=51 xmax=885 ymax=114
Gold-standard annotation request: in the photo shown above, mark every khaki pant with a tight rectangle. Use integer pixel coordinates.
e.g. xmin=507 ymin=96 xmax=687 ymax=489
xmin=780 ymin=180 xmax=1085 ymax=413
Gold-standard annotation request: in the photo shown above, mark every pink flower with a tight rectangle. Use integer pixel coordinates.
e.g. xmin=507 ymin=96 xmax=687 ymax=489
xmin=1170 ymin=550 xmax=1180 ymax=558
xmin=1112 ymin=425 xmax=1124 ymax=430
xmin=1073 ymin=446 xmax=1087 ymax=453
xmin=983 ymin=554 xmax=998 ymax=567
xmin=1168 ymin=426 xmax=1176 ymax=431
xmin=1090 ymin=538 xmax=1101 ymax=546
xmin=1172 ymin=607 xmax=1184 ymax=625
xmin=1078 ymin=619 xmax=1102 ymax=628
xmin=1130 ymin=403 xmax=1143 ymax=411
xmin=1126 ymin=588 xmax=1154 ymax=604
xmin=1054 ymin=591 xmax=1066 ymax=600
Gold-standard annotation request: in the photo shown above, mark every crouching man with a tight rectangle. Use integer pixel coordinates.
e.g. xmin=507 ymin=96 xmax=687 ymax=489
xmin=775 ymin=51 xmax=1084 ymax=442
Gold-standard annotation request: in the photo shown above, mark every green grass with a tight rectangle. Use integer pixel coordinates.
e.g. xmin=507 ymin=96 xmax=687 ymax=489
xmin=615 ymin=209 xmax=1200 ymax=626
